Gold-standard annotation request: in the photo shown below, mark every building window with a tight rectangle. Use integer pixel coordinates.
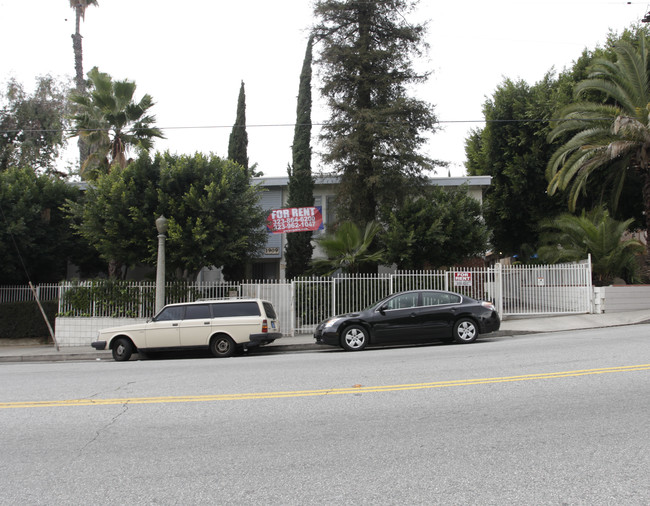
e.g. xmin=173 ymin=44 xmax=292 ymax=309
xmin=326 ymin=195 xmax=337 ymax=227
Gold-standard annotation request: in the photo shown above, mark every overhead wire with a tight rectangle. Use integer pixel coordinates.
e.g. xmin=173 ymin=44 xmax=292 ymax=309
xmin=0 ymin=116 xmax=614 ymax=137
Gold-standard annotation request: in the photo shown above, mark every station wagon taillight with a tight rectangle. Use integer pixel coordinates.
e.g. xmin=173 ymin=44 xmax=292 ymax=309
xmin=262 ymin=319 xmax=268 ymax=333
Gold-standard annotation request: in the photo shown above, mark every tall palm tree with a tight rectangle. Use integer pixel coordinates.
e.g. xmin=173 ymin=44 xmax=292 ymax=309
xmin=546 ymin=37 xmax=650 ymax=273
xmin=69 ymin=0 xmax=98 ymax=91
xmin=311 ymin=221 xmax=385 ymax=275
xmin=69 ymin=67 xmax=164 ymax=179
xmin=538 ymin=206 xmax=644 ymax=285
xmin=69 ymin=0 xmax=98 ymax=167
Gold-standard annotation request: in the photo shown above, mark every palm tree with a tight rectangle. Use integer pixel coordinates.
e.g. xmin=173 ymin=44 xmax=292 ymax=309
xmin=538 ymin=206 xmax=644 ymax=285
xmin=69 ymin=67 xmax=164 ymax=179
xmin=311 ymin=221 xmax=385 ymax=275
xmin=69 ymin=0 xmax=98 ymax=167
xmin=546 ymin=37 xmax=650 ymax=274
xmin=69 ymin=0 xmax=98 ymax=91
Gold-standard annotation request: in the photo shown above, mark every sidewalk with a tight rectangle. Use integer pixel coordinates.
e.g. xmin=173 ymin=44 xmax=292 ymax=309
xmin=2 ymin=310 xmax=650 ymax=363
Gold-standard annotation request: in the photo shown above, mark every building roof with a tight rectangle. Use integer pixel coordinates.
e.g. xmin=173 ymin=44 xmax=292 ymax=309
xmin=254 ymin=174 xmax=492 ymax=188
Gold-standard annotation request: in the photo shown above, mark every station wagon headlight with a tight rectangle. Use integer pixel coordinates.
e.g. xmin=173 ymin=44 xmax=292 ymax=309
xmin=324 ymin=318 xmax=341 ymax=328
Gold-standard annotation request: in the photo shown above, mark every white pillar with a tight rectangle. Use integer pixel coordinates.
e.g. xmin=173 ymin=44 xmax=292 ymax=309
xmin=155 ymin=215 xmax=168 ymax=314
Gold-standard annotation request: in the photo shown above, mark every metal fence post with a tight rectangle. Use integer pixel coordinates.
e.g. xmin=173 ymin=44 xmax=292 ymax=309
xmin=495 ymin=263 xmax=504 ymax=317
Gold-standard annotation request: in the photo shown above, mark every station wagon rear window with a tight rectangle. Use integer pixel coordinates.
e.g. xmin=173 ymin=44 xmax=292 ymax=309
xmin=262 ymin=302 xmax=277 ymax=319
xmin=210 ymin=301 xmax=261 ymax=317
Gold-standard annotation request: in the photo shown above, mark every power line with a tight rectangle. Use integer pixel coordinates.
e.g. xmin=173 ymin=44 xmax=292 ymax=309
xmin=0 ymin=117 xmax=613 ymax=136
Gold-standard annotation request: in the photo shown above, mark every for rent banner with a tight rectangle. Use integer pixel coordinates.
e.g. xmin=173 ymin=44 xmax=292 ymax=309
xmin=267 ymin=206 xmax=324 ymax=234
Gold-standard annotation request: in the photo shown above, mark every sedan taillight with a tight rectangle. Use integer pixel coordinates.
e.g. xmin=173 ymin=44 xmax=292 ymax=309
xmin=481 ymin=301 xmax=495 ymax=311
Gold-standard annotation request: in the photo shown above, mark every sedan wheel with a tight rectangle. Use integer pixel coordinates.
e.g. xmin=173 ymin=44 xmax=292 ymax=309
xmin=453 ymin=318 xmax=478 ymax=344
xmin=340 ymin=325 xmax=368 ymax=351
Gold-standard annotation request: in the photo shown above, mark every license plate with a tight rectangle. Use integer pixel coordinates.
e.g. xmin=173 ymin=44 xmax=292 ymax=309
xmin=271 ymin=321 xmax=276 ymax=329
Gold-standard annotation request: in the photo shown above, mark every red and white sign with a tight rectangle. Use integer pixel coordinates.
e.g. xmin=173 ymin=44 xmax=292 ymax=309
xmin=454 ymin=272 xmax=472 ymax=287
xmin=267 ymin=206 xmax=324 ymax=234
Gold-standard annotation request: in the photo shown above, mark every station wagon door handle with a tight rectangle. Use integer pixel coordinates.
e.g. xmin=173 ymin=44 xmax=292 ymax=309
xmin=204 ymin=321 xmax=210 ymax=325
xmin=172 ymin=323 xmax=178 ymax=326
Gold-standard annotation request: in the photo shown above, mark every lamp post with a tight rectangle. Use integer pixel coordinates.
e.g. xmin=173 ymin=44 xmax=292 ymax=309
xmin=155 ymin=215 xmax=168 ymax=314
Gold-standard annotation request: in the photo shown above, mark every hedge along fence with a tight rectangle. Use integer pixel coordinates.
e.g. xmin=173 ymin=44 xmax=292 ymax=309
xmin=0 ymin=301 xmax=57 ymax=340
xmin=58 ymin=280 xmax=208 ymax=318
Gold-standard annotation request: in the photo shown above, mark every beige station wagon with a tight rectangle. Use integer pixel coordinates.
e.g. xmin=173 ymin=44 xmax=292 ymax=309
xmin=91 ymin=298 xmax=281 ymax=361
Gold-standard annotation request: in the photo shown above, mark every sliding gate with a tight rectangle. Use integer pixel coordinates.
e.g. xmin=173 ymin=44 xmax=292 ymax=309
xmin=291 ymin=260 xmax=592 ymax=335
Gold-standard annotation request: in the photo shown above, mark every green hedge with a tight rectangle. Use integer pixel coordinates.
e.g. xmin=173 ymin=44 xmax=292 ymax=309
xmin=0 ymin=301 xmax=57 ymax=340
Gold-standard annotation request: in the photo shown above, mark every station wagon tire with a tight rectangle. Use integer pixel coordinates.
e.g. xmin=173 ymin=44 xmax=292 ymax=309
xmin=210 ymin=335 xmax=236 ymax=358
xmin=112 ymin=338 xmax=133 ymax=361
xmin=453 ymin=318 xmax=478 ymax=344
xmin=340 ymin=325 xmax=368 ymax=351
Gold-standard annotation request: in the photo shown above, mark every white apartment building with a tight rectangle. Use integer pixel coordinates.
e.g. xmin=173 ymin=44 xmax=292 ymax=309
xmin=200 ymin=174 xmax=492 ymax=280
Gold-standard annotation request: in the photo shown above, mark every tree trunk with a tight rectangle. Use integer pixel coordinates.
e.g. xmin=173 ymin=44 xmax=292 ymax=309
xmin=355 ymin=3 xmax=377 ymax=225
xmin=72 ymin=8 xmax=89 ymax=171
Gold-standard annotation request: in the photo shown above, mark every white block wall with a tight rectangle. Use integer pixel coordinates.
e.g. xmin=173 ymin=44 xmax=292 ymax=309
xmin=595 ymin=286 xmax=650 ymax=313
xmin=55 ymin=317 xmax=147 ymax=347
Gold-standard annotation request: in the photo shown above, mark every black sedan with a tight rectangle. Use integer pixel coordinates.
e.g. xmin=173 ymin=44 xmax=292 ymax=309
xmin=314 ymin=290 xmax=500 ymax=351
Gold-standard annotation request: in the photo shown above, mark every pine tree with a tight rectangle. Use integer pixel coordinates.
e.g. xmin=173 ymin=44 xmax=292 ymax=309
xmin=285 ymin=36 xmax=315 ymax=279
xmin=313 ymin=0 xmax=438 ymax=224
xmin=228 ymin=81 xmax=249 ymax=171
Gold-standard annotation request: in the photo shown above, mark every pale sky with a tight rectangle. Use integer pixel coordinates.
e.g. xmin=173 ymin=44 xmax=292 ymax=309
xmin=0 ymin=0 xmax=646 ymax=178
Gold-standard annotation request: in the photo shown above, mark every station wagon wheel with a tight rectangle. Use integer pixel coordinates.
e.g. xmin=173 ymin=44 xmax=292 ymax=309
xmin=453 ymin=318 xmax=478 ymax=344
xmin=340 ymin=325 xmax=368 ymax=351
xmin=210 ymin=335 xmax=235 ymax=358
xmin=112 ymin=338 xmax=133 ymax=361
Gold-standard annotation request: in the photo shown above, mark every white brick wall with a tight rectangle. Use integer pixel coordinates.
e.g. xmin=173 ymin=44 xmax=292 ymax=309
xmin=55 ymin=317 xmax=147 ymax=347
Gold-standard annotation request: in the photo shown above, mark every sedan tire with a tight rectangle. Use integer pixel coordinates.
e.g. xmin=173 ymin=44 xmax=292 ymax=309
xmin=340 ymin=325 xmax=369 ymax=351
xmin=453 ymin=318 xmax=478 ymax=344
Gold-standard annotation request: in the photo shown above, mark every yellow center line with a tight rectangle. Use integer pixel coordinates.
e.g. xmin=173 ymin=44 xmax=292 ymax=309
xmin=2 ymin=364 xmax=649 ymax=409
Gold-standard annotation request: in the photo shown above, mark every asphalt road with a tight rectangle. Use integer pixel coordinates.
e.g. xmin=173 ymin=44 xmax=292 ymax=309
xmin=1 ymin=326 xmax=649 ymax=505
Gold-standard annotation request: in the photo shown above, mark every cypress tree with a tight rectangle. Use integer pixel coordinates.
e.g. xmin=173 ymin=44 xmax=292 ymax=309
xmin=285 ymin=36 xmax=315 ymax=279
xmin=228 ymin=81 xmax=249 ymax=171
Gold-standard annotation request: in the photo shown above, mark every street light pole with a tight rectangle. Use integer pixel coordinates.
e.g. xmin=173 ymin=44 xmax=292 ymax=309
xmin=155 ymin=215 xmax=168 ymax=314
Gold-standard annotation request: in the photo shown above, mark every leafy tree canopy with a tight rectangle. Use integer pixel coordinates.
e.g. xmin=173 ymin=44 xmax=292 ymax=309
xmin=157 ymin=153 xmax=267 ymax=280
xmin=466 ymin=27 xmax=650 ymax=260
xmin=0 ymin=76 xmax=70 ymax=174
xmin=465 ymin=75 xmax=567 ymax=257
xmin=66 ymin=152 xmax=267 ymax=280
xmin=0 ymin=168 xmax=97 ymax=283
xmin=382 ymin=186 xmax=489 ymax=269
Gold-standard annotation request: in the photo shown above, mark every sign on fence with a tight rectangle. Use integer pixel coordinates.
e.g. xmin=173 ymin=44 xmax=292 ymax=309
xmin=454 ymin=272 xmax=472 ymax=287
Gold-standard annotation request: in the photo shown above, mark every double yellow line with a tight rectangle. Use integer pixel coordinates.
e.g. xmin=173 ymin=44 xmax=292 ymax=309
xmin=2 ymin=364 xmax=649 ymax=409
